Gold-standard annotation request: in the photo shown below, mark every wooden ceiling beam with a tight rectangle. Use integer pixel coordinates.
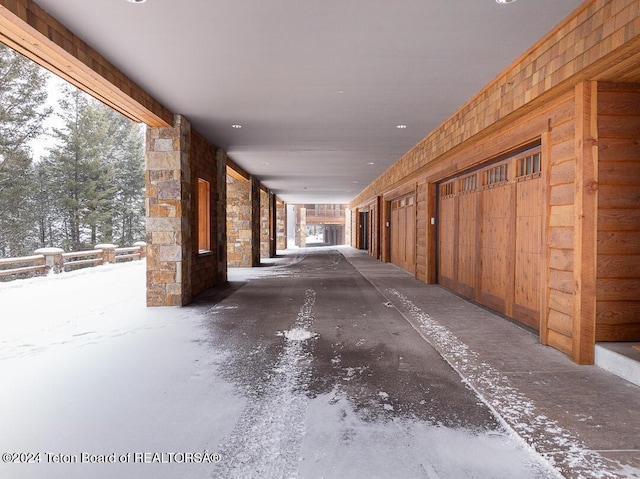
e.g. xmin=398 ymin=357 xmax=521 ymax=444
xmin=0 ymin=0 xmax=173 ymax=127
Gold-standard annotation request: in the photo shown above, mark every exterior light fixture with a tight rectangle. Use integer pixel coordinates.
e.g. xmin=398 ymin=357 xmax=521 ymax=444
xmin=367 ymin=162 xmax=375 ymax=165
xmin=495 ymin=0 xmax=517 ymax=4
xmin=396 ymin=125 xmax=407 ymax=129
xmin=231 ymin=124 xmax=242 ymax=129
xmin=127 ymin=0 xmax=147 ymax=3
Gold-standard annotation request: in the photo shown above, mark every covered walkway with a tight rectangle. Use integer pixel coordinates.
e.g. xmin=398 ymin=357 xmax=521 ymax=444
xmin=1 ymin=248 xmax=638 ymax=478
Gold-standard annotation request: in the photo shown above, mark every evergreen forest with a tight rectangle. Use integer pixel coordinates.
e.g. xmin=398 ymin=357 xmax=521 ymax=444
xmin=0 ymin=43 xmax=146 ymax=258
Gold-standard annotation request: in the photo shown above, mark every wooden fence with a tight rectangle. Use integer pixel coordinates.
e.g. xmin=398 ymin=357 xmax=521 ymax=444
xmin=0 ymin=242 xmax=147 ymax=280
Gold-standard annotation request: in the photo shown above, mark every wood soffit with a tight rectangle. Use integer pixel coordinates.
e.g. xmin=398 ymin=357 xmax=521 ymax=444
xmin=350 ymin=15 xmax=640 ymax=209
xmin=0 ymin=0 xmax=172 ymax=127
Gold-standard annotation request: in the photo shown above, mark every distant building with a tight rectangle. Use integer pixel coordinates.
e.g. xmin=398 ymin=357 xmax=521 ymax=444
xmin=293 ymin=205 xmax=346 ymax=247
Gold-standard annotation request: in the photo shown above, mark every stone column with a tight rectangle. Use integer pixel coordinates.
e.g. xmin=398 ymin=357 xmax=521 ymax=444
xmin=276 ymin=199 xmax=287 ymax=251
xmin=260 ymin=189 xmax=269 ymax=259
xmin=145 ymin=115 xmax=192 ymax=306
xmin=215 ymin=150 xmax=228 ymax=282
xmin=297 ymin=206 xmax=307 ymax=248
xmin=250 ymin=175 xmax=261 ymax=267
xmin=95 ymin=243 xmax=117 ymax=264
xmin=34 ymin=247 xmax=64 ymax=274
xmin=226 ymin=174 xmax=252 ymax=267
xmin=268 ymin=193 xmax=277 ymax=257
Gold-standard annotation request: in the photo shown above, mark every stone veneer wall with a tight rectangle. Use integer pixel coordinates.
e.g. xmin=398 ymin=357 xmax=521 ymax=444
xmin=276 ymin=199 xmax=287 ymax=250
xmin=226 ymin=175 xmax=252 ymax=267
xmin=190 ymin=130 xmax=227 ymax=294
xmin=145 ymin=116 xmax=192 ymax=306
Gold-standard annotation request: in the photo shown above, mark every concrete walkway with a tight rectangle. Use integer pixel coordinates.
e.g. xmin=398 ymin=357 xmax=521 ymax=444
xmin=338 ymin=247 xmax=640 ymax=479
xmin=2 ymin=247 xmax=638 ymax=478
xmin=196 ymin=247 xmax=555 ymax=478
xmin=198 ymin=246 xmax=640 ymax=478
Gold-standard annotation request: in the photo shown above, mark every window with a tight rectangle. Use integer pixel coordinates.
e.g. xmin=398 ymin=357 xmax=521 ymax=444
xmin=516 ymin=152 xmax=541 ymax=178
xmin=484 ymin=163 xmax=508 ymax=186
xmin=198 ymin=178 xmax=211 ymax=253
xmin=459 ymin=174 xmax=477 ymax=193
xmin=440 ymin=181 xmax=455 ymax=197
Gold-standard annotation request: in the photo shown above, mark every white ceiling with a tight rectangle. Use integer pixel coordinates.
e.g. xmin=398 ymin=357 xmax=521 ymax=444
xmin=33 ymin=0 xmax=583 ymax=204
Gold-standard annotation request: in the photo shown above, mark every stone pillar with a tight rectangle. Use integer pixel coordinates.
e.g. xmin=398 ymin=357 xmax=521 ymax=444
xmin=260 ymin=189 xmax=269 ymax=259
xmin=250 ymin=175 xmax=261 ymax=267
xmin=297 ymin=206 xmax=307 ymax=248
xmin=95 ymin=243 xmax=117 ymax=264
xmin=268 ymin=193 xmax=277 ymax=257
xmin=215 ymin=150 xmax=228 ymax=282
xmin=145 ymin=115 xmax=192 ymax=307
xmin=226 ymin=174 xmax=252 ymax=267
xmin=276 ymin=199 xmax=287 ymax=251
xmin=34 ymin=247 xmax=64 ymax=274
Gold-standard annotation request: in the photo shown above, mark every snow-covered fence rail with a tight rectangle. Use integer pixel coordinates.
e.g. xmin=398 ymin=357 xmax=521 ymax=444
xmin=114 ymin=245 xmax=144 ymax=262
xmin=63 ymin=249 xmax=104 ymax=269
xmin=0 ymin=242 xmax=147 ymax=281
xmin=0 ymin=254 xmax=46 ymax=277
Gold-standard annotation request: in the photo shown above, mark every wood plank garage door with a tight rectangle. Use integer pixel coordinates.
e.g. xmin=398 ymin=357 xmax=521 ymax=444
xmin=390 ymin=193 xmax=415 ymax=274
xmin=437 ymin=147 xmax=543 ymax=330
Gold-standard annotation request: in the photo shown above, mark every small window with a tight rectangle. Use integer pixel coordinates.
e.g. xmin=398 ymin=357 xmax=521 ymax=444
xmin=484 ymin=163 xmax=508 ymax=186
xmin=198 ymin=178 xmax=211 ymax=253
xmin=517 ymin=153 xmax=541 ymax=178
xmin=459 ymin=174 xmax=477 ymax=193
xmin=440 ymin=181 xmax=455 ymax=197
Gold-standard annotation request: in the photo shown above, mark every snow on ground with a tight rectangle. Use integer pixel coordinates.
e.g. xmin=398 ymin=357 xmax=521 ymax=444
xmin=0 ymin=259 xmax=562 ymax=478
xmin=387 ymin=288 xmax=633 ymax=479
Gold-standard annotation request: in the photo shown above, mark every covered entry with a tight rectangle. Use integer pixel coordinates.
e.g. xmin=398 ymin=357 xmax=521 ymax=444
xmin=437 ymin=146 xmax=543 ymax=330
xmin=390 ymin=193 xmax=416 ymax=274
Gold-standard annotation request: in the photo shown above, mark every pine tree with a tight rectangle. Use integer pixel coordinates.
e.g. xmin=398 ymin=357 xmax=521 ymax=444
xmin=106 ymin=111 xmax=145 ymax=246
xmin=46 ymin=85 xmax=145 ymax=250
xmin=0 ymin=43 xmax=51 ymax=257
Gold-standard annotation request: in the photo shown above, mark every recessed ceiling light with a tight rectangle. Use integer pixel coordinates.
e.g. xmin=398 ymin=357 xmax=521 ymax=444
xmin=353 ymin=180 xmax=359 ymax=184
xmin=127 ymin=0 xmax=146 ymax=3
xmin=367 ymin=162 xmax=375 ymax=165
xmin=495 ymin=0 xmax=517 ymax=4
xmin=231 ymin=124 xmax=242 ymax=129
xmin=396 ymin=125 xmax=407 ymax=129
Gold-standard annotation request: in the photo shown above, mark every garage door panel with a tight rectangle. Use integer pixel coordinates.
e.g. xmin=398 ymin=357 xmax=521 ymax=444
xmin=480 ymin=186 xmax=513 ymax=302
xmin=514 ymin=176 xmax=543 ymax=321
xmin=457 ymin=193 xmax=477 ymax=292
xmin=438 ymin=194 xmax=456 ymax=283
xmin=390 ymin=194 xmax=416 ymax=274
xmin=391 ymin=202 xmax=400 ymax=265
xmin=437 ymin=147 xmax=543 ymax=331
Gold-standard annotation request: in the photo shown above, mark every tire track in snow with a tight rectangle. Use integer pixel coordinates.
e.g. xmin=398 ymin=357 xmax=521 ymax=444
xmin=211 ymin=289 xmax=316 ymax=479
xmin=387 ymin=288 xmax=622 ymax=479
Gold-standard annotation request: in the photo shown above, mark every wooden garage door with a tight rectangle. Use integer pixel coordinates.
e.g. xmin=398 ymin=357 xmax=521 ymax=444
xmin=437 ymin=147 xmax=543 ymax=330
xmin=390 ymin=194 xmax=416 ymax=274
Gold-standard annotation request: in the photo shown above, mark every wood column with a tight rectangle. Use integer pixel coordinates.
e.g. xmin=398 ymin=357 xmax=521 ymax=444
xmin=572 ymin=81 xmax=599 ymax=364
